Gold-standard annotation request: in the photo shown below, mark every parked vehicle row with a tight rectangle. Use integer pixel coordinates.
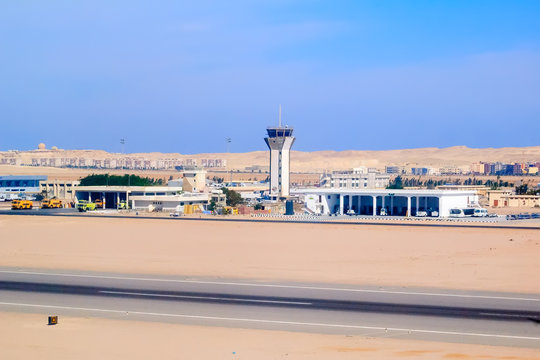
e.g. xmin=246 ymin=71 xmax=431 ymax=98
xmin=449 ymin=208 xmax=490 ymax=218
xmin=506 ymin=213 xmax=540 ymax=220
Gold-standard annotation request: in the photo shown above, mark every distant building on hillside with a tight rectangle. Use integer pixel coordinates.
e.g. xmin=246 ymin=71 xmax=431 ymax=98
xmin=385 ymin=166 xmax=404 ymax=175
xmin=321 ymin=168 xmax=390 ymax=189
xmin=411 ymin=167 xmax=437 ymax=176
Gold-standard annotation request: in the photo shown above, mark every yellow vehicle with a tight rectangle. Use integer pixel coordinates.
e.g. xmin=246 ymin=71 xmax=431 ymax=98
xmin=223 ymin=206 xmax=239 ymax=215
xmin=41 ymin=199 xmax=62 ymax=209
xmin=76 ymin=200 xmax=96 ymax=212
xmin=95 ymin=199 xmax=104 ymax=208
xmin=12 ymin=199 xmax=33 ymax=210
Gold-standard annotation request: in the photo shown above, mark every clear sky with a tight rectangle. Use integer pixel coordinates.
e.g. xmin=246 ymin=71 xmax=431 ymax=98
xmin=1 ymin=1 xmax=539 ymax=153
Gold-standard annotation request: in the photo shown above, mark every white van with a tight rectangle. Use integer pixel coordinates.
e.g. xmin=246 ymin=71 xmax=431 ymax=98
xmin=449 ymin=208 xmax=465 ymax=218
xmin=450 ymin=208 xmax=478 ymax=218
xmin=473 ymin=208 xmax=488 ymax=217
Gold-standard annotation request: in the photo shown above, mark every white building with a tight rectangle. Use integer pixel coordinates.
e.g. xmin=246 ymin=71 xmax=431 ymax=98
xmin=40 ymin=179 xmax=80 ymax=200
xmin=295 ymin=188 xmax=479 ymax=218
xmin=181 ymin=167 xmax=207 ymax=193
xmin=322 ymin=168 xmax=390 ymax=189
xmin=0 ymin=175 xmax=47 ymax=200
xmin=131 ymin=192 xmax=210 ymax=212
xmin=75 ymin=186 xmax=183 ymax=209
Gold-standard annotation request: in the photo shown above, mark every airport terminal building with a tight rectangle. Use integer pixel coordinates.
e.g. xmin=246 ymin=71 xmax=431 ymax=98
xmin=0 ymin=175 xmax=47 ymax=200
xmin=295 ymin=189 xmax=479 ymax=217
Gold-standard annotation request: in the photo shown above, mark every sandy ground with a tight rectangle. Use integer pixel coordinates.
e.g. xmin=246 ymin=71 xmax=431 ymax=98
xmin=2 ymin=312 xmax=538 ymax=360
xmin=4 ymin=145 xmax=540 ymax=171
xmin=1 ymin=215 xmax=539 ymax=293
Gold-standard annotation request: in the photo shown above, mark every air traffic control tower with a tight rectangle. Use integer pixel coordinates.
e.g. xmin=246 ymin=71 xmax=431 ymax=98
xmin=264 ymin=107 xmax=295 ymax=199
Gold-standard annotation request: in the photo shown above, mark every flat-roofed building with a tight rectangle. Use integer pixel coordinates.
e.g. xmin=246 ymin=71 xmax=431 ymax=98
xmin=437 ymin=184 xmax=490 ymax=197
xmin=488 ymin=190 xmax=540 ymax=208
xmin=131 ymin=192 xmax=211 ymax=212
xmin=0 ymin=175 xmax=47 ymax=200
xmin=294 ymin=188 xmax=479 ymax=217
xmin=322 ymin=169 xmax=390 ymax=189
xmin=74 ymin=185 xmax=183 ymax=209
xmin=385 ymin=166 xmax=403 ymax=174
xmin=40 ymin=180 xmax=80 ymax=200
xmin=182 ymin=167 xmax=207 ymax=193
xmin=502 ymin=194 xmax=540 ymax=208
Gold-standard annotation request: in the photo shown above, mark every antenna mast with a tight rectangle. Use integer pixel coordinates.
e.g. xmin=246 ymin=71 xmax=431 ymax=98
xmin=279 ymin=104 xmax=282 ymax=127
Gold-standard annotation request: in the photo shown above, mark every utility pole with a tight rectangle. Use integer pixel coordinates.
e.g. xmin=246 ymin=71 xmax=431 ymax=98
xmin=226 ymin=137 xmax=232 ymax=186
xmin=120 ymin=138 xmax=125 ymax=172
xmin=120 ymin=138 xmax=129 ymax=187
xmin=225 ymin=137 xmax=231 ymax=154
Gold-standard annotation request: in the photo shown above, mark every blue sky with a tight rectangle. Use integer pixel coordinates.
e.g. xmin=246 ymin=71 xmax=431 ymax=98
xmin=1 ymin=1 xmax=539 ymax=153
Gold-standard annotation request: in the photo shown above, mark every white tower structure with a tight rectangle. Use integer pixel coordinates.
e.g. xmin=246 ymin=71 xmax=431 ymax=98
xmin=264 ymin=105 xmax=295 ymax=199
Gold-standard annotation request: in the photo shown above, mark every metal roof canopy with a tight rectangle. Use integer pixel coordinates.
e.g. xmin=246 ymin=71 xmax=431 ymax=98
xmin=292 ymin=188 xmax=477 ymax=196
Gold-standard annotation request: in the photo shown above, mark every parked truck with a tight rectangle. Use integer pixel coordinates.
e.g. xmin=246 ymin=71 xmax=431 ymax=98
xmin=41 ymin=199 xmax=63 ymax=209
xmin=95 ymin=199 xmax=104 ymax=208
xmin=11 ymin=199 xmax=33 ymax=210
xmin=76 ymin=200 xmax=96 ymax=212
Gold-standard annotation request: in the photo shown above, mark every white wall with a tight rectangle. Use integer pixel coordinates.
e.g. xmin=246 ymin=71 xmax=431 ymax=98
xmin=439 ymin=194 xmax=478 ymax=217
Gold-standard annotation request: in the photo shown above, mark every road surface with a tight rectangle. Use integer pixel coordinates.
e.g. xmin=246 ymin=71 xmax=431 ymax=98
xmin=1 ymin=267 xmax=539 ymax=348
xmin=1 ymin=209 xmax=539 ymax=229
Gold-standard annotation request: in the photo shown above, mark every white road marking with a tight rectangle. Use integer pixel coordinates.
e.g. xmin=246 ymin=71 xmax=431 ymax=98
xmin=479 ymin=312 xmax=532 ymax=318
xmin=0 ymin=301 xmax=539 ymax=341
xmin=99 ymin=290 xmax=312 ymax=305
xmin=1 ymin=270 xmax=539 ymax=302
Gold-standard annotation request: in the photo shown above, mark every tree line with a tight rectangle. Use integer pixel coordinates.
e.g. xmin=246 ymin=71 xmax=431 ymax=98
xmin=387 ymin=176 xmax=514 ymax=190
xmin=79 ymin=174 xmax=164 ymax=186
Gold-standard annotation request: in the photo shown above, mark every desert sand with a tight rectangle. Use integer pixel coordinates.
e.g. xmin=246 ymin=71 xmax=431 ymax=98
xmin=1 ymin=215 xmax=539 ymax=293
xmin=2 ymin=312 xmax=538 ymax=360
xmin=3 ymin=145 xmax=540 ymax=172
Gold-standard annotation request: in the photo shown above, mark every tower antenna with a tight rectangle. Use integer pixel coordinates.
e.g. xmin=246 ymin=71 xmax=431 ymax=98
xmin=279 ymin=104 xmax=282 ymax=127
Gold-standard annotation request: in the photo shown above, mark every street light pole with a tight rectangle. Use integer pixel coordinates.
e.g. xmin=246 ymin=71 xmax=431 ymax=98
xmin=226 ymin=137 xmax=232 ymax=186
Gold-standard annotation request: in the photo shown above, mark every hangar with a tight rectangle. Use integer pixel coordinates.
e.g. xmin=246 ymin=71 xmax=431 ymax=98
xmin=74 ymin=185 xmax=183 ymax=209
xmin=294 ymin=189 xmax=479 ymax=218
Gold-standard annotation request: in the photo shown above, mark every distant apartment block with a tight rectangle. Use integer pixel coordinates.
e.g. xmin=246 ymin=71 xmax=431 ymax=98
xmin=6 ymin=153 xmax=226 ymax=170
xmin=438 ymin=166 xmax=463 ymax=176
xmin=411 ymin=167 xmax=437 ymax=176
xmin=385 ymin=166 xmax=404 ymax=174
xmin=470 ymin=162 xmax=539 ymax=175
xmin=322 ymin=168 xmax=390 ymax=189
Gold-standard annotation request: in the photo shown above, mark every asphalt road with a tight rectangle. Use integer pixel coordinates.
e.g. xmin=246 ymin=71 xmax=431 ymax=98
xmin=1 ymin=208 xmax=539 ymax=230
xmin=1 ymin=268 xmax=539 ymax=348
